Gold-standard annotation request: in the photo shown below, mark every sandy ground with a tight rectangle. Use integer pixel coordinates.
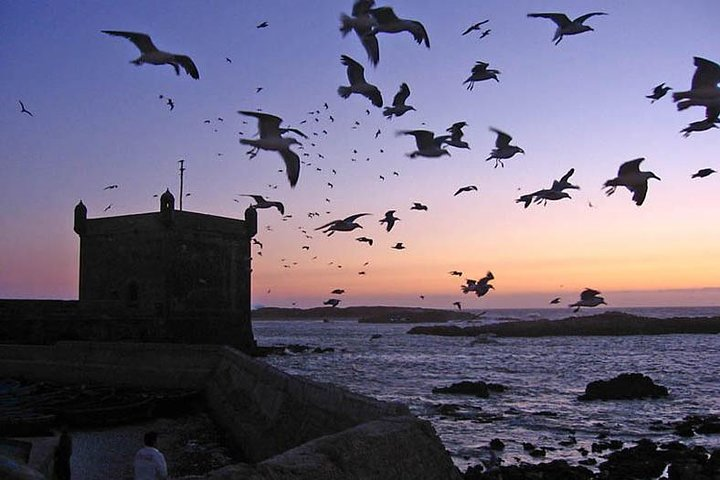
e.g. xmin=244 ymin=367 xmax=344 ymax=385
xmin=69 ymin=413 xmax=238 ymax=480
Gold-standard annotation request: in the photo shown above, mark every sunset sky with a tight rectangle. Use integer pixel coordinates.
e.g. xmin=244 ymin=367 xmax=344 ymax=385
xmin=1 ymin=1 xmax=718 ymax=309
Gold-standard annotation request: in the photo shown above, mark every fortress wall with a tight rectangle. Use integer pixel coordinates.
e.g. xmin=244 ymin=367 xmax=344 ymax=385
xmin=0 ymin=342 xmax=217 ymax=389
xmin=0 ymin=342 xmax=460 ymax=479
xmin=205 ymin=347 xmax=410 ymax=462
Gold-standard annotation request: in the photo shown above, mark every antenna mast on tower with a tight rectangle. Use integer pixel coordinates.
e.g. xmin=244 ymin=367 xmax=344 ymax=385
xmin=178 ymin=159 xmax=185 ymax=211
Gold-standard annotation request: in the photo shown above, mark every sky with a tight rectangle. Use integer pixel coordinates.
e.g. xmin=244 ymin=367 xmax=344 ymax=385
xmin=1 ymin=1 xmax=719 ymax=309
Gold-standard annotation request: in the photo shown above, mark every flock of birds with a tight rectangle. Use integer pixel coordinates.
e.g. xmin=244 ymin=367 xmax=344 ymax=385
xmin=16 ymin=2 xmax=718 ymax=313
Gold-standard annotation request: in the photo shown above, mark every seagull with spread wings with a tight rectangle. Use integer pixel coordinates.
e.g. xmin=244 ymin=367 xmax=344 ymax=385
xmin=338 ymin=55 xmax=383 ymax=107
xmin=486 ymin=128 xmax=524 ymax=168
xmin=569 ymin=288 xmax=606 ymax=312
xmin=604 ymin=158 xmax=660 ymax=206
xmin=239 ymin=194 xmax=285 ymax=215
xmin=438 ymin=121 xmax=470 ymax=149
xmin=526 ymin=12 xmax=607 ymax=45
xmin=238 ymin=111 xmax=306 ymax=187
xmin=454 ymin=185 xmax=477 ymax=196
xmin=340 ymin=0 xmax=380 ymax=66
xmin=673 ymin=57 xmax=720 ymax=112
xmin=379 ymin=210 xmax=400 ymax=232
xmin=647 ymin=83 xmax=672 ymax=103
xmin=316 ymin=213 xmax=371 ymax=236
xmin=102 ymin=30 xmax=199 ymax=79
xmin=398 ymin=130 xmax=450 ymax=158
xmin=463 ymin=61 xmax=500 ymax=90
xmin=366 ymin=6 xmax=430 ymax=48
xmin=461 ymin=20 xmax=489 ymax=36
xmin=383 ymin=83 xmax=415 ymax=118
xmin=461 ymin=271 xmax=495 ymax=297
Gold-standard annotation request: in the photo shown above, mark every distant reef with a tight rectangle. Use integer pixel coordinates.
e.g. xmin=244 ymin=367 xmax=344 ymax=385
xmin=252 ymin=306 xmax=477 ymax=323
xmin=408 ymin=311 xmax=720 ymax=337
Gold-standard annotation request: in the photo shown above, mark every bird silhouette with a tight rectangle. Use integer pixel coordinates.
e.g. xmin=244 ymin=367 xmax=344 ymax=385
xmin=331 ymin=289 xmax=345 ymax=295
xmin=239 ymin=194 xmax=285 ymax=214
xmin=691 ymin=168 xmax=716 ymax=179
xmin=102 ymin=30 xmax=199 ymax=79
xmin=550 ymin=297 xmax=561 ymax=304
xmin=672 ymin=57 xmax=720 ymax=112
xmin=453 ymin=301 xmax=462 ymax=311
xmin=366 ymin=6 xmax=430 ymax=48
xmin=647 ymin=83 xmax=671 ymax=103
xmin=461 ymin=20 xmax=489 ymax=36
xmin=411 ymin=202 xmax=428 ymax=211
xmin=383 ymin=83 xmax=416 ymax=118
xmin=526 ymin=12 xmax=607 ymax=45
xmin=103 ymin=184 xmax=119 ymax=190
xmin=398 ymin=130 xmax=450 ymax=158
xmin=256 ymin=21 xmax=269 ymax=29
xmin=338 ymin=55 xmax=383 ymax=107
xmin=379 ymin=210 xmax=400 ymax=231
xmin=238 ymin=111 xmax=306 ymax=187
xmin=324 ymin=298 xmax=341 ymax=307
xmin=391 ymin=242 xmax=405 ymax=250
xmin=340 ymin=0 xmax=380 ymax=66
xmin=18 ymin=100 xmax=33 ymax=117
xmin=569 ymin=288 xmax=606 ymax=312
xmin=462 ymin=271 xmax=495 ymax=297
xmin=464 ymin=61 xmax=500 ymax=90
xmin=454 ymin=185 xmax=478 ymax=196
xmin=604 ymin=158 xmax=660 ymax=206
xmin=486 ymin=128 xmax=524 ymax=168
xmin=356 ymin=236 xmax=374 ymax=245
xmin=316 ymin=213 xmax=371 ymax=236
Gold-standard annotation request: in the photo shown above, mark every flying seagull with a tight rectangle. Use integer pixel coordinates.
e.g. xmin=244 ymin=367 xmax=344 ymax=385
xmin=103 ymin=184 xmax=119 ymax=190
xmin=398 ymin=130 xmax=450 ymax=158
xmin=453 ymin=301 xmax=462 ymax=311
xmin=551 ymin=168 xmax=580 ymax=192
xmin=526 ymin=12 xmax=607 ymax=45
xmin=647 ymin=83 xmax=672 ymax=103
xmin=391 ymin=242 xmax=405 ymax=250
xmin=486 ymin=128 xmax=524 ymax=168
xmin=101 ymin=30 xmax=199 ymax=79
xmin=256 ymin=21 xmax=269 ymax=29
xmin=383 ymin=83 xmax=415 ymax=119
xmin=356 ymin=236 xmax=374 ymax=245
xmin=438 ymin=121 xmax=470 ymax=149
xmin=461 ymin=271 xmax=494 ymax=297
xmin=340 ymin=0 xmax=380 ymax=66
xmin=366 ymin=6 xmax=430 ymax=48
xmin=464 ymin=61 xmax=500 ymax=90
xmin=338 ymin=55 xmax=383 ymax=107
xmin=454 ymin=185 xmax=477 ymax=196
xmin=239 ymin=194 xmax=285 ymax=214
xmin=569 ymin=288 xmax=606 ymax=312
xmin=516 ymin=189 xmax=570 ymax=208
xmin=331 ymin=289 xmax=346 ymax=295
xmin=18 ymin=101 xmax=33 ymax=117
xmin=691 ymin=168 xmax=717 ymax=179
xmin=479 ymin=29 xmax=491 ymax=39
xmin=316 ymin=213 xmax=371 ymax=236
xmin=550 ymin=297 xmax=561 ymax=304
xmin=462 ymin=20 xmax=489 ymax=36
xmin=324 ymin=298 xmax=341 ymax=307
xmin=238 ymin=111 xmax=306 ymax=187
xmin=672 ymin=57 xmax=720 ymax=112
xmin=379 ymin=210 xmax=400 ymax=232
xmin=604 ymin=158 xmax=660 ymax=206
xmin=449 ymin=271 xmax=463 ymax=276
xmin=680 ymin=117 xmax=719 ymax=137
xmin=411 ymin=202 xmax=428 ymax=211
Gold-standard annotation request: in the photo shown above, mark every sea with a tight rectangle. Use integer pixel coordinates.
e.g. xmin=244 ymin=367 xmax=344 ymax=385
xmin=253 ymin=306 xmax=720 ymax=471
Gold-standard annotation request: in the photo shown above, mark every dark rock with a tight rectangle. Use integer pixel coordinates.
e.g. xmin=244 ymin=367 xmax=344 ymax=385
xmin=463 ymin=460 xmax=594 ymax=480
xmin=433 ymin=381 xmax=489 ymax=398
xmin=521 ymin=442 xmax=535 ymax=452
xmin=578 ymin=458 xmax=597 ymax=466
xmin=674 ymin=414 xmax=720 ymax=437
xmin=529 ymin=447 xmax=546 ymax=458
xmin=559 ymin=436 xmax=577 ymax=447
xmin=311 ymin=347 xmax=334 ymax=353
xmin=487 ymin=383 xmax=506 ymax=393
xmin=489 ymin=438 xmax=505 ymax=451
xmin=578 ymin=373 xmax=669 ymax=401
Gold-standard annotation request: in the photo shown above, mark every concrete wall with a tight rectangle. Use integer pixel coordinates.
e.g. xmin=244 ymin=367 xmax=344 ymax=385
xmin=0 ymin=342 xmax=460 ymax=480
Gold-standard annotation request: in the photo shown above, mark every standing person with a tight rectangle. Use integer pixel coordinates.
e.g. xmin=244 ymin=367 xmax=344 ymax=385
xmin=53 ymin=427 xmax=72 ymax=480
xmin=133 ymin=431 xmax=168 ymax=480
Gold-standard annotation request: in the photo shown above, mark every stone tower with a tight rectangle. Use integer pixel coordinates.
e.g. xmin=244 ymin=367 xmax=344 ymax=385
xmin=73 ymin=190 xmax=257 ymax=351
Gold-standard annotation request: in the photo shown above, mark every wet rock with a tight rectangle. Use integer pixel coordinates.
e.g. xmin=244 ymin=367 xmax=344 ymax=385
xmin=433 ymin=381 xmax=490 ymax=398
xmin=578 ymin=458 xmax=597 ymax=466
xmin=673 ymin=414 xmax=720 ymax=437
xmin=578 ymin=373 xmax=668 ymax=401
xmin=463 ymin=460 xmax=594 ymax=480
xmin=489 ymin=438 xmax=505 ymax=451
xmin=521 ymin=442 xmax=536 ymax=452
xmin=487 ymin=383 xmax=506 ymax=393
xmin=529 ymin=447 xmax=546 ymax=458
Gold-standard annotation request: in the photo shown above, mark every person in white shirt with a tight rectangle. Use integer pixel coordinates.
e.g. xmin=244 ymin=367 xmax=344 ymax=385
xmin=133 ymin=431 xmax=168 ymax=480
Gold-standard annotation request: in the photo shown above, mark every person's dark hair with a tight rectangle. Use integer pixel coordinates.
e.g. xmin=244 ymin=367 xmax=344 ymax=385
xmin=144 ymin=431 xmax=158 ymax=447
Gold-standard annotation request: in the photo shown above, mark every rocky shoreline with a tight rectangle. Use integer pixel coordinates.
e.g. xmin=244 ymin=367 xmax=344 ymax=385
xmin=408 ymin=311 xmax=720 ymax=337
xmin=253 ymin=305 xmax=477 ymax=322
